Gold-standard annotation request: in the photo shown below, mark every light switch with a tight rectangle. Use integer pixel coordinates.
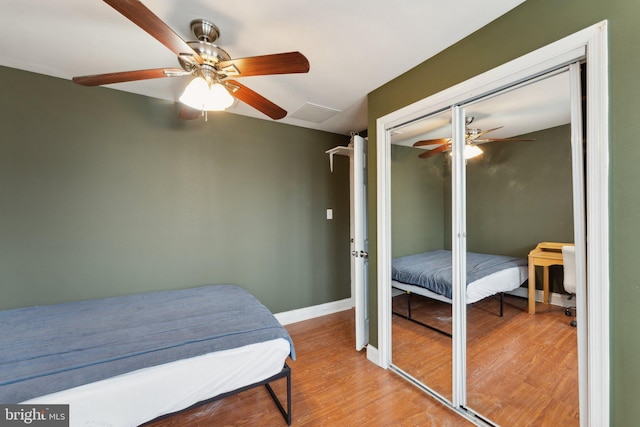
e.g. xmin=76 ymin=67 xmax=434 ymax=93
xmin=326 ymin=209 xmax=333 ymax=220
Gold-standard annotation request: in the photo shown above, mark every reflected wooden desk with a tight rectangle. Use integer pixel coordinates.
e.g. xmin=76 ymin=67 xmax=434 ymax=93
xmin=528 ymin=242 xmax=574 ymax=314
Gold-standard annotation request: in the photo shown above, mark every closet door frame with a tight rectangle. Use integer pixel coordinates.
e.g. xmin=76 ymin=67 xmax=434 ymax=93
xmin=372 ymin=21 xmax=608 ymax=426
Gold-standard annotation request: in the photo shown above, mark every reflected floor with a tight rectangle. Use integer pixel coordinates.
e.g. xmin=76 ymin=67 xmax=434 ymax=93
xmin=392 ymin=292 xmax=579 ymax=427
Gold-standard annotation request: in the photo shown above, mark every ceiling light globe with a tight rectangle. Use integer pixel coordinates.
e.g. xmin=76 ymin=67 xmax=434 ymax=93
xmin=179 ymin=77 xmax=209 ymax=110
xmin=202 ymin=83 xmax=234 ymax=111
xmin=464 ymin=144 xmax=483 ymax=159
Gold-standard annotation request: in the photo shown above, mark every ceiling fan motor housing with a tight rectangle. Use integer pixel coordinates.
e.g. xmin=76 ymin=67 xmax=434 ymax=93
xmin=178 ymin=20 xmax=232 ymax=75
xmin=191 ymin=19 xmax=220 ymax=43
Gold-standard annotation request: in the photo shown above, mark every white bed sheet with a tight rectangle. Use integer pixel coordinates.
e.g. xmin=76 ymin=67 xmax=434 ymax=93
xmin=392 ymin=265 xmax=528 ymax=304
xmin=23 ymin=338 xmax=291 ymax=427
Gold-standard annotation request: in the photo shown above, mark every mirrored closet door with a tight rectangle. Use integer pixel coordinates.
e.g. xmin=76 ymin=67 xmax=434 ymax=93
xmin=388 ymin=63 xmax=585 ymax=426
xmin=461 ymin=68 xmax=581 ymax=426
xmin=390 ymin=108 xmax=453 ymax=402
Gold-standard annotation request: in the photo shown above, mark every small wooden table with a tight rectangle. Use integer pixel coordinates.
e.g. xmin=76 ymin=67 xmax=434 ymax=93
xmin=528 ymin=242 xmax=574 ymax=314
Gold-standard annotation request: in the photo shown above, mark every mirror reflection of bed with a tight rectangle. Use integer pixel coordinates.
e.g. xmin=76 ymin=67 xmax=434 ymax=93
xmin=389 ymin=72 xmax=580 ymax=426
xmin=392 ymin=249 xmax=528 ymax=337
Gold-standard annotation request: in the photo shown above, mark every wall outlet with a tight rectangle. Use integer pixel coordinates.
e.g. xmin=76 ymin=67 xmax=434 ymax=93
xmin=326 ymin=209 xmax=333 ymax=220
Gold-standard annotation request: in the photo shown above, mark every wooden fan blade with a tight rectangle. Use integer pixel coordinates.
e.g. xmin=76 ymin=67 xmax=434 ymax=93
xmin=418 ymin=144 xmax=450 ymax=159
xmin=470 ymin=126 xmax=503 ymax=140
xmin=73 ymin=68 xmax=185 ymax=86
xmin=413 ymin=138 xmax=451 ymax=147
xmin=225 ymin=80 xmax=287 ymax=120
xmin=217 ymin=52 xmax=310 ymax=77
xmin=178 ymin=105 xmax=201 ymax=120
xmin=103 ymin=0 xmax=203 ymax=64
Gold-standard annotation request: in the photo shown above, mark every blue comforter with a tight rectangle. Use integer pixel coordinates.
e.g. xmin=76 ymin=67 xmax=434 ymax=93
xmin=392 ymin=249 xmax=527 ymax=299
xmin=0 ymin=285 xmax=294 ymax=403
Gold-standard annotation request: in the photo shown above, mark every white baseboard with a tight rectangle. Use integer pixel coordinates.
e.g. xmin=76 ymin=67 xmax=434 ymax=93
xmin=507 ymin=288 xmax=575 ymax=308
xmin=275 ymin=297 xmax=353 ymax=325
xmin=366 ymin=345 xmax=380 ymax=366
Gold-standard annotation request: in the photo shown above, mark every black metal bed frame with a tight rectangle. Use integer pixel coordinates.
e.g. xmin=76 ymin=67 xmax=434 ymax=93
xmin=143 ymin=363 xmax=292 ymax=426
xmin=391 ymin=287 xmax=505 ymax=338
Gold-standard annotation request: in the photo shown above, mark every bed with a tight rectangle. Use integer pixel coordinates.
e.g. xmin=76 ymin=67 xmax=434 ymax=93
xmin=392 ymin=249 xmax=528 ymax=335
xmin=0 ymin=285 xmax=295 ymax=426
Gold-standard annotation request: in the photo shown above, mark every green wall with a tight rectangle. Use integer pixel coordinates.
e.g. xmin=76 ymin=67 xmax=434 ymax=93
xmin=367 ymin=0 xmax=640 ymax=423
xmin=391 ymin=144 xmax=444 ymax=257
xmin=465 ymin=125 xmax=574 ymax=257
xmin=0 ymin=66 xmax=351 ymax=313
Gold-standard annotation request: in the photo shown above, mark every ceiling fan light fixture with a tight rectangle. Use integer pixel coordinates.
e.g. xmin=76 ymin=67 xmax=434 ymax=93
xmin=179 ymin=76 xmax=209 ymax=109
xmin=179 ymin=78 xmax=234 ymax=111
xmin=203 ymin=82 xmax=234 ymax=111
xmin=464 ymin=144 xmax=483 ymax=159
xmin=449 ymin=144 xmax=483 ymax=159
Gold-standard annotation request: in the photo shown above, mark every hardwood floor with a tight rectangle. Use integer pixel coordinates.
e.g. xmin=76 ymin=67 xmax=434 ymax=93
xmin=146 ymin=309 xmax=472 ymax=427
xmin=392 ymin=292 xmax=579 ymax=426
xmin=146 ymin=295 xmax=578 ymax=426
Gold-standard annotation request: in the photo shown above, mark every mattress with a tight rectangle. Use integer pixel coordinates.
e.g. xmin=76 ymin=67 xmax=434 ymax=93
xmin=23 ymin=338 xmax=291 ymax=427
xmin=1 ymin=285 xmax=294 ymax=426
xmin=392 ymin=250 xmax=528 ymax=304
xmin=393 ymin=265 xmax=528 ymax=304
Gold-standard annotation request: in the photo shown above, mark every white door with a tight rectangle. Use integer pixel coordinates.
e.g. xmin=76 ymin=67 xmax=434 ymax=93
xmin=352 ymin=134 xmax=369 ymax=350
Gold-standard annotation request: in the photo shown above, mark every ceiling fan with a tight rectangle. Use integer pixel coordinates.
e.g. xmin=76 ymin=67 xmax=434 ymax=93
xmin=72 ymin=0 xmax=310 ymax=120
xmin=412 ymin=117 xmax=534 ymax=159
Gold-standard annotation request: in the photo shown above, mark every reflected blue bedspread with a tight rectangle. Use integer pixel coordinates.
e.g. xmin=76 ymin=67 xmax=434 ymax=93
xmin=392 ymin=249 xmax=527 ymax=299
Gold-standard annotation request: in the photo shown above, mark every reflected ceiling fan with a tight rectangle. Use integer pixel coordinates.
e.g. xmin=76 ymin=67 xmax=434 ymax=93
xmin=412 ymin=117 xmax=534 ymax=159
xmin=72 ymin=0 xmax=310 ymax=120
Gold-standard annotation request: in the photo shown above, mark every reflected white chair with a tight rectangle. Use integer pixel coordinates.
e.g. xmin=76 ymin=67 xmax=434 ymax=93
xmin=562 ymin=245 xmax=577 ymax=327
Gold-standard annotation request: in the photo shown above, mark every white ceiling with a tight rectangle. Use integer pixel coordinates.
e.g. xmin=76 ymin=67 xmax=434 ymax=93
xmin=391 ymin=70 xmax=572 ymax=147
xmin=0 ymin=0 xmax=528 ymax=135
